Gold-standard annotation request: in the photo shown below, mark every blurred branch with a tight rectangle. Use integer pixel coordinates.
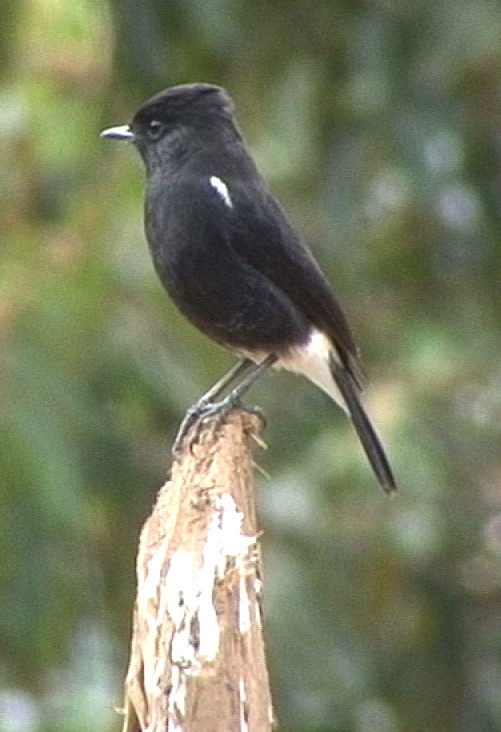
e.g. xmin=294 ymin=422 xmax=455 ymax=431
xmin=121 ymin=409 xmax=275 ymax=732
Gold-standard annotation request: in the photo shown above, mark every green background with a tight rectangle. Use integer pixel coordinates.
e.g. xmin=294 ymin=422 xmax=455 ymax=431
xmin=2 ymin=1 xmax=501 ymax=731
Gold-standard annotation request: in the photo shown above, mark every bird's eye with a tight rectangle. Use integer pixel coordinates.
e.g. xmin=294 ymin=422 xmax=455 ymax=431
xmin=145 ymin=120 xmax=164 ymax=140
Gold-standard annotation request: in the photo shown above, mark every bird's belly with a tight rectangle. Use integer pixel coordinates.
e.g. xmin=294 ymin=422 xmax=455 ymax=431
xmin=159 ymin=251 xmax=312 ymax=354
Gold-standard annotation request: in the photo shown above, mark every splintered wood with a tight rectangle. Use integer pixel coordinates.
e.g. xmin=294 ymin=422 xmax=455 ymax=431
xmin=121 ymin=410 xmax=274 ymax=732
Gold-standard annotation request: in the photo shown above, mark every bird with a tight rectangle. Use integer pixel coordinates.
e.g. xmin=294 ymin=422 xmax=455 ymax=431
xmin=101 ymin=83 xmax=397 ymax=494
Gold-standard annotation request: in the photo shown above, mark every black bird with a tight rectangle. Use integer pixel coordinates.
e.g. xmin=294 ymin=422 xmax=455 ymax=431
xmin=101 ymin=83 xmax=397 ymax=494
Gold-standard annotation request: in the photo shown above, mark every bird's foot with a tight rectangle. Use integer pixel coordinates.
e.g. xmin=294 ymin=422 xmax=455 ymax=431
xmin=172 ymin=396 xmax=265 ymax=457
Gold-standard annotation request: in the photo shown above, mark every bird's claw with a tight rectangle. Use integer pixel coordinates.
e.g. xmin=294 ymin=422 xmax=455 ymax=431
xmin=172 ymin=397 xmax=265 ymax=457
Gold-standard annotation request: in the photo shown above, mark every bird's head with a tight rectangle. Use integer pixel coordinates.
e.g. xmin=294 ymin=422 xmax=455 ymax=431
xmin=101 ymin=83 xmax=235 ymax=173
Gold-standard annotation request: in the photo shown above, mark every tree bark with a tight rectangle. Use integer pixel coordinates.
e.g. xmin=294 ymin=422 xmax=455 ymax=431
xmin=120 ymin=409 xmax=275 ymax=732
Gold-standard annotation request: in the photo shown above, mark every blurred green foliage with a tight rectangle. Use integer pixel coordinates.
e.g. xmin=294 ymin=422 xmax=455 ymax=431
xmin=2 ymin=1 xmax=501 ymax=731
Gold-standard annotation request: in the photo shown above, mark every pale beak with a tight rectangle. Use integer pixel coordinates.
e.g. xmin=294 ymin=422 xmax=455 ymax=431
xmin=100 ymin=125 xmax=135 ymax=141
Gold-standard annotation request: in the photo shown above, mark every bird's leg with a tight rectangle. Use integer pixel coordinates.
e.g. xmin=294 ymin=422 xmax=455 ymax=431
xmin=200 ymin=353 xmax=277 ymax=415
xmin=172 ymin=354 xmax=277 ymax=455
xmin=197 ymin=358 xmax=256 ymax=404
xmin=173 ymin=358 xmax=255 ymax=455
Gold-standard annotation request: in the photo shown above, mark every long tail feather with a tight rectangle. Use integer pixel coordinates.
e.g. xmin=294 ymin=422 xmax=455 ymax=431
xmin=330 ymin=357 xmax=397 ymax=495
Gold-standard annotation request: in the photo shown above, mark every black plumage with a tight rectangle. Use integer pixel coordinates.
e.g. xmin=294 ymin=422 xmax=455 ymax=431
xmin=101 ymin=83 xmax=397 ymax=493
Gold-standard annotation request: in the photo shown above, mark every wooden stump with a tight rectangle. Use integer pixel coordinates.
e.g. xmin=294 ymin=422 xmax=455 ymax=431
xmin=121 ymin=409 xmax=275 ymax=732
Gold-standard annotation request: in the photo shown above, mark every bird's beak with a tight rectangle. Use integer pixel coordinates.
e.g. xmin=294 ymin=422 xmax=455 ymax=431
xmin=100 ymin=125 xmax=135 ymax=141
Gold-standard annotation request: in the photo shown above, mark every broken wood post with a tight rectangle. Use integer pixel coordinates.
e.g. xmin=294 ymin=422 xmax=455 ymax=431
xmin=120 ymin=408 xmax=275 ymax=732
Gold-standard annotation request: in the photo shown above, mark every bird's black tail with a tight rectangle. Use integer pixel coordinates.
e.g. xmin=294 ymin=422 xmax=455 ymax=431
xmin=330 ymin=357 xmax=397 ymax=495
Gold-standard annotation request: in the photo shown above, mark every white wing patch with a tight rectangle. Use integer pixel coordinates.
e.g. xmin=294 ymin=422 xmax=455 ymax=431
xmin=209 ymin=176 xmax=233 ymax=209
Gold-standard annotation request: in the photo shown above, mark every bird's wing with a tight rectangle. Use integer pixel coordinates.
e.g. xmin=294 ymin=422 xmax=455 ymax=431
xmin=220 ymin=180 xmax=364 ymax=386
